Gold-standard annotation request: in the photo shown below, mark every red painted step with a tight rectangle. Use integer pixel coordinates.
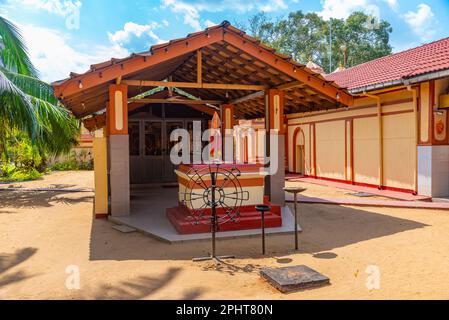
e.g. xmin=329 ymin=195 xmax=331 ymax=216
xmin=166 ymin=204 xmax=283 ymax=235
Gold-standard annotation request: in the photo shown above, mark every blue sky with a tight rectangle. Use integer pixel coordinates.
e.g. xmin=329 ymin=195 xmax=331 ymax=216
xmin=1 ymin=0 xmax=448 ymax=82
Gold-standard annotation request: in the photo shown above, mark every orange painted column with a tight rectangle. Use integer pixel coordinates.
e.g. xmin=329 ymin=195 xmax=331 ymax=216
xmin=221 ymin=104 xmax=234 ymax=163
xmin=265 ymin=89 xmax=285 ymax=206
xmin=107 ymin=84 xmax=130 ymax=217
xmin=108 ymin=84 xmax=128 ymax=135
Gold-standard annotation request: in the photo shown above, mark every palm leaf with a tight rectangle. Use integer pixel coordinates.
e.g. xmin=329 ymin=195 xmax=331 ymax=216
xmin=0 ymin=68 xmax=38 ymax=138
xmin=0 ymin=66 xmax=58 ymax=104
xmin=0 ymin=16 xmax=37 ymax=77
xmin=32 ymin=97 xmax=80 ymax=156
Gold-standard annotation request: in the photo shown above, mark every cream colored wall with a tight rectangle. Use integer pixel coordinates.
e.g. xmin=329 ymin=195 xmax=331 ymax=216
xmin=287 ymin=87 xmax=416 ymax=191
xmin=353 ymin=117 xmax=380 ymax=186
xmin=287 ymin=124 xmax=310 ymax=174
xmin=382 ymin=112 xmax=415 ymax=189
xmin=315 ymin=121 xmax=346 ymax=180
xmin=436 ymin=78 xmax=449 ymax=106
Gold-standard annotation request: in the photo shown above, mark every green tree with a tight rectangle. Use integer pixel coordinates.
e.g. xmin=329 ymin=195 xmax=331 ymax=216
xmin=241 ymin=11 xmax=393 ymax=74
xmin=0 ymin=16 xmax=79 ymax=161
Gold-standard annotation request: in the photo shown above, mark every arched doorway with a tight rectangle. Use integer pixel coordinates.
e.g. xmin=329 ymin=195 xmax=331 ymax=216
xmin=292 ymin=127 xmax=305 ymax=174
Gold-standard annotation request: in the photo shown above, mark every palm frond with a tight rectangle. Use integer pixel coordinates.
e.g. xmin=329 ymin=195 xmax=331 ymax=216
xmin=0 ymin=68 xmax=38 ymax=138
xmin=0 ymin=16 xmax=37 ymax=76
xmin=0 ymin=66 xmax=58 ymax=104
xmin=31 ymin=97 xmax=80 ymax=156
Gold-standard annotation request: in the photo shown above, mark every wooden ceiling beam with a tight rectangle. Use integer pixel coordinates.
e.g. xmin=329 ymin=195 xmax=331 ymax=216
xmin=223 ymin=30 xmax=354 ymax=106
xmin=130 ymin=98 xmax=223 ymax=105
xmin=228 ymin=91 xmax=264 ymax=105
xmin=122 ymin=80 xmax=267 ymax=91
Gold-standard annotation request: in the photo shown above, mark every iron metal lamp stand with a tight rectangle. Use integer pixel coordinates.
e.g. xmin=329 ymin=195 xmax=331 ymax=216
xmin=256 ymin=205 xmax=271 ymax=255
xmin=284 ymin=187 xmax=306 ymax=250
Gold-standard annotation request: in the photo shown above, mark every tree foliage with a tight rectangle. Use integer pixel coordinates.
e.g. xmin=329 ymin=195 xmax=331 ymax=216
xmin=241 ymin=11 xmax=393 ymax=74
xmin=0 ymin=16 xmax=80 ymax=165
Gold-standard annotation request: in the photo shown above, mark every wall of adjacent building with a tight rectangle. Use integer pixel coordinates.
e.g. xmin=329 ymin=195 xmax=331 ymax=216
xmin=287 ymin=86 xmax=418 ymax=193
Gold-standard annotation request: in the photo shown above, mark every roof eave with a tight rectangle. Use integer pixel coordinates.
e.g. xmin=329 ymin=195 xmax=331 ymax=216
xmin=348 ymin=68 xmax=449 ymax=94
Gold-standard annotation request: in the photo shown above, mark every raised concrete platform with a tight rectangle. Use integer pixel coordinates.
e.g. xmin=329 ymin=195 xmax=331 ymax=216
xmin=111 ymin=206 xmax=300 ymax=243
xmin=166 ymin=204 xmax=283 ymax=234
xmin=286 ymin=176 xmax=431 ymax=202
xmin=286 ymin=194 xmax=449 ymax=210
xmin=110 ymin=186 xmax=301 ymax=243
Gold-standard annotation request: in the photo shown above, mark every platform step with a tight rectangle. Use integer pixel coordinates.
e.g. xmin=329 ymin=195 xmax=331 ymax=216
xmin=166 ymin=206 xmax=283 ymax=235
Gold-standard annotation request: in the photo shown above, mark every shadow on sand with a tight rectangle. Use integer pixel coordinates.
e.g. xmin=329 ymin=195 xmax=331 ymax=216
xmin=0 ymin=190 xmax=93 ymax=210
xmin=87 ymin=267 xmax=205 ymax=300
xmin=89 ymin=203 xmax=428 ymax=262
xmin=0 ymin=247 xmax=38 ymax=288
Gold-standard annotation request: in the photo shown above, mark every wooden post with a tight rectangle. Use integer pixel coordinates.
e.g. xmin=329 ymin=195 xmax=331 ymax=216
xmin=265 ymin=89 xmax=285 ymax=206
xmin=197 ymin=50 xmax=202 ymax=84
xmin=221 ymin=104 xmax=234 ymax=163
xmin=93 ymin=130 xmax=108 ymax=218
xmin=107 ymin=84 xmax=130 ymax=217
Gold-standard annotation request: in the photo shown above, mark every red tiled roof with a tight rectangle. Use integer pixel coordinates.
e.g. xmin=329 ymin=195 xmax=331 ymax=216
xmin=325 ymin=36 xmax=449 ymax=92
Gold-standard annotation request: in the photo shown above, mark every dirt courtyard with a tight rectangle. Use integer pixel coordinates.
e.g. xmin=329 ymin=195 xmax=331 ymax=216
xmin=1 ymin=171 xmax=449 ymax=300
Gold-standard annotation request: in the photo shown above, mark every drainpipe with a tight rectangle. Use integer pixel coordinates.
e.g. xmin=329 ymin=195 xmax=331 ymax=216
xmin=362 ymin=92 xmax=383 ymax=189
xmin=407 ymin=85 xmax=419 ymax=195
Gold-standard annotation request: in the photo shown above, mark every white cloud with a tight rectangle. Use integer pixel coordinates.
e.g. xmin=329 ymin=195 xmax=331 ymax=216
xmin=162 ymin=0 xmax=202 ymax=30
xmin=19 ymin=24 xmax=129 ymax=82
xmin=7 ymin=0 xmax=81 ymax=16
xmin=161 ymin=0 xmax=288 ymax=30
xmin=318 ymin=0 xmax=380 ymax=20
xmin=403 ymin=4 xmax=437 ymax=42
xmin=108 ymin=22 xmax=166 ymax=46
xmin=3 ymin=0 xmax=82 ymax=29
xmin=383 ymin=0 xmax=398 ymax=11
xmin=204 ymin=19 xmax=217 ymax=28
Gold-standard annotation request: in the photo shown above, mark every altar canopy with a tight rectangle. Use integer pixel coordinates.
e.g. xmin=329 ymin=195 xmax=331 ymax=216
xmin=52 ymin=21 xmax=353 ymax=221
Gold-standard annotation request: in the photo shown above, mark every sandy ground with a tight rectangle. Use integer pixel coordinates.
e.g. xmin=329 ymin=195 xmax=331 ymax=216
xmin=1 ymin=171 xmax=449 ymax=300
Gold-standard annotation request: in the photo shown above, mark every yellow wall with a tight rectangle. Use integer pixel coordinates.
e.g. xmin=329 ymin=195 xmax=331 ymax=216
xmin=353 ymin=117 xmax=380 ymax=186
xmin=315 ymin=121 xmax=346 ymax=180
xmin=382 ymin=112 xmax=415 ymax=189
xmin=287 ymin=87 xmax=416 ymax=191
xmin=287 ymin=124 xmax=310 ymax=174
xmin=93 ymin=136 xmax=109 ymax=216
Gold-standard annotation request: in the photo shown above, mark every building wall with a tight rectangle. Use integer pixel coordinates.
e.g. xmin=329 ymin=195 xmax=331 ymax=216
xmin=232 ymin=78 xmax=449 ymax=196
xmin=287 ymin=87 xmax=417 ymax=192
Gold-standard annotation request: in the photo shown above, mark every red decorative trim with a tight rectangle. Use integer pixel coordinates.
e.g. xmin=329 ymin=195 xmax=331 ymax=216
xmin=350 ymin=119 xmax=354 ymax=184
xmin=302 ymin=175 xmax=415 ymax=194
xmin=95 ymin=213 xmax=109 ymax=219
xmin=313 ymin=124 xmax=317 ymax=178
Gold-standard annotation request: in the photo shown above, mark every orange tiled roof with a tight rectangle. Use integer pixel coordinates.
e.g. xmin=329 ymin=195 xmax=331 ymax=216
xmin=325 ymin=36 xmax=449 ymax=92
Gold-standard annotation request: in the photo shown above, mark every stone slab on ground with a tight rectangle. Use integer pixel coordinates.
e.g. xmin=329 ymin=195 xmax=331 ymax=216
xmin=260 ymin=265 xmax=330 ymax=293
xmin=112 ymin=224 xmax=136 ymax=233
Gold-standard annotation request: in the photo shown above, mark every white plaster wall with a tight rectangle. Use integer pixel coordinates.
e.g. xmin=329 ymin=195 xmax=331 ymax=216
xmin=418 ymin=145 xmax=449 ymax=198
xmin=418 ymin=146 xmax=432 ymax=196
xmin=431 ymin=146 xmax=449 ymax=198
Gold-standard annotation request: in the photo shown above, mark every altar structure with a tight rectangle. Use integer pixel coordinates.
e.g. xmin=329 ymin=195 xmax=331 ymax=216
xmin=53 ymin=20 xmax=449 ymax=238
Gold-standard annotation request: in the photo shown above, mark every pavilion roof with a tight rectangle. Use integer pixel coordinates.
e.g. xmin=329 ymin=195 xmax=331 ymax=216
xmin=53 ymin=21 xmax=353 ymax=119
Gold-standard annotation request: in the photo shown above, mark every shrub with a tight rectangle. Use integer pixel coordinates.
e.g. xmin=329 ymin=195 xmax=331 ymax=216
xmin=0 ymin=168 xmax=43 ymax=183
xmin=49 ymin=159 xmax=93 ymax=171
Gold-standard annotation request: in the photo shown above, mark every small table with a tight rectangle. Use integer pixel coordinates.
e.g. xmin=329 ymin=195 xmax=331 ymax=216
xmin=284 ymin=187 xmax=307 ymax=250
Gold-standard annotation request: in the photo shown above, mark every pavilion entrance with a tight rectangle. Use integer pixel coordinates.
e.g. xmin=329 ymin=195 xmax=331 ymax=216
xmin=128 ymin=103 xmax=209 ymax=184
